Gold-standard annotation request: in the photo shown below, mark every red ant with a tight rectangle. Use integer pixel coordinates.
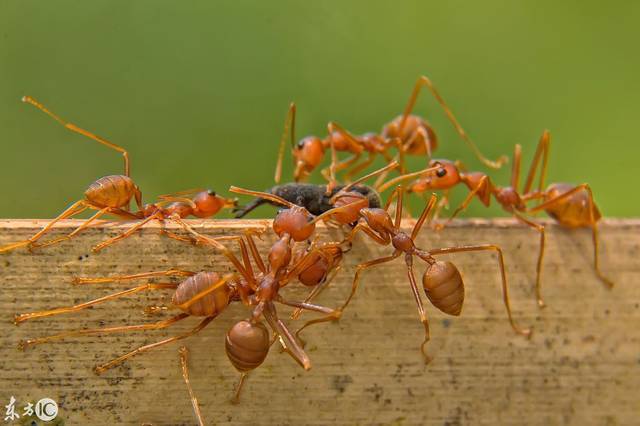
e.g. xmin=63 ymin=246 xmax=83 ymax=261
xmin=274 ymin=75 xmax=508 ymax=191
xmin=389 ymin=130 xmax=613 ymax=307
xmin=0 ymin=96 xmax=235 ymax=254
xmin=295 ymin=186 xmax=532 ymax=363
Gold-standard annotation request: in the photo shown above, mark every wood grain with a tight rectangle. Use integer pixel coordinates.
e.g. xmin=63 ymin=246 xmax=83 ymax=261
xmin=0 ymin=218 xmax=638 ymax=426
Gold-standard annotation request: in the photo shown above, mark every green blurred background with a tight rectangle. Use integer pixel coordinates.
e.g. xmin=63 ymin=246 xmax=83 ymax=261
xmin=0 ymin=0 xmax=637 ymax=218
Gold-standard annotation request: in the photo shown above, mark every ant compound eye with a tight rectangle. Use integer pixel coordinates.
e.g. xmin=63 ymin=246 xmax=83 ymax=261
xmin=296 ymin=140 xmax=306 ymax=149
xmin=436 ymin=168 xmax=447 ymax=178
xmin=207 ymin=189 xmax=216 ymax=196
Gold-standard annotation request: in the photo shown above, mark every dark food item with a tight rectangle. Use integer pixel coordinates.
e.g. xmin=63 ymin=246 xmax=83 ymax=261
xmin=233 ymin=183 xmax=381 ymax=218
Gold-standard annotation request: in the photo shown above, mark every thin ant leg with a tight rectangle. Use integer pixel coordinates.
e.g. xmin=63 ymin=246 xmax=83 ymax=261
xmin=523 ymin=130 xmax=551 ymax=194
xmin=14 ymin=283 xmax=178 ymax=324
xmin=263 ymin=302 xmax=311 ymax=371
xmin=179 ymin=346 xmax=205 ymax=426
xmin=376 ymin=165 xmax=439 ymax=193
xmin=330 ymin=160 xmax=399 ymax=202
xmin=19 ymin=313 xmax=189 ymax=350
xmin=411 ymin=193 xmax=438 ymax=240
xmin=92 ymin=211 xmax=165 ymax=252
xmin=295 ymin=252 xmax=401 ymax=340
xmin=169 ymin=216 xmax=255 ymax=287
xmin=343 ymin=222 xmax=390 ymax=246
xmin=427 ymin=244 xmax=532 ymax=337
xmin=291 ymin=265 xmax=342 ymax=320
xmin=512 ymin=212 xmax=547 ymax=308
xmin=229 ymin=186 xmax=298 ymax=209
xmin=406 ymin=257 xmax=433 ymax=363
xmin=397 ymin=76 xmax=508 ymax=169
xmin=324 ymin=122 xmax=365 ymax=190
xmin=94 ymin=316 xmax=215 ymax=375
xmin=393 ymin=185 xmax=404 ymax=229
xmin=0 ymin=200 xmax=89 ymax=253
xmin=73 ymin=269 xmax=194 ymax=285
xmin=435 ymin=175 xmax=490 ymax=231
xmin=231 ymin=373 xmax=250 ymax=405
xmin=511 ymin=144 xmax=522 ymax=191
xmin=33 ymin=207 xmax=141 ymax=249
xmin=526 ymin=184 xmax=613 ymax=288
xmin=274 ymin=102 xmax=296 ymax=184
xmin=343 ymin=153 xmax=375 ymax=183
xmin=23 ymin=96 xmax=131 ymax=177
xmin=243 ymin=232 xmax=266 ymax=274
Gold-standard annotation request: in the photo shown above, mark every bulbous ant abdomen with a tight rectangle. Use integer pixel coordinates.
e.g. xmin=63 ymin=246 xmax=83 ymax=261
xmin=422 ymin=261 xmax=464 ymax=316
xmin=85 ymin=175 xmax=138 ymax=208
xmin=172 ymin=272 xmax=232 ymax=317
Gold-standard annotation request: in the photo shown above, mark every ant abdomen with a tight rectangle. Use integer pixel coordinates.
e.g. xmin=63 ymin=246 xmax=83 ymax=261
xmin=85 ymin=175 xmax=138 ymax=208
xmin=298 ymin=256 xmax=329 ymax=287
xmin=225 ymin=320 xmax=270 ymax=372
xmin=172 ymin=272 xmax=232 ymax=316
xmin=422 ymin=261 xmax=464 ymax=316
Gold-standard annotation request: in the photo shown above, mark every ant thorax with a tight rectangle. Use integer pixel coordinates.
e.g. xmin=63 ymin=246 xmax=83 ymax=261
xmin=392 ymin=232 xmax=415 ymax=253
xmin=495 ymin=186 xmax=525 ymax=212
xmin=267 ymin=237 xmax=292 ymax=273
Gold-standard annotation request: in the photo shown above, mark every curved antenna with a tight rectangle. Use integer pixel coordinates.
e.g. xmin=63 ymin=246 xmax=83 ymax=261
xmin=229 ymin=186 xmax=298 ymax=209
xmin=398 ymin=76 xmax=508 ymax=169
xmin=22 ymin=96 xmax=131 ymax=177
xmin=274 ymin=102 xmax=296 ymax=184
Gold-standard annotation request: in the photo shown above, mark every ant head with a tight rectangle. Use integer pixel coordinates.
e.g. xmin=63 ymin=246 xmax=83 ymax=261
xmin=164 ymin=202 xmax=193 ymax=218
xmin=273 ymin=206 xmax=316 ymax=242
xmin=268 ymin=236 xmax=292 ymax=273
xmin=142 ymin=203 xmax=160 ymax=217
xmin=410 ymin=160 xmax=461 ymax=192
xmin=360 ymin=208 xmax=394 ymax=236
xmin=293 ymin=137 xmax=325 ymax=180
xmin=191 ymin=190 xmax=227 ymax=218
xmin=330 ymin=192 xmax=369 ymax=225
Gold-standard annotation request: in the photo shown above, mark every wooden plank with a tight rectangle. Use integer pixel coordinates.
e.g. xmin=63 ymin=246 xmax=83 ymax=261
xmin=0 ymin=219 xmax=637 ymax=425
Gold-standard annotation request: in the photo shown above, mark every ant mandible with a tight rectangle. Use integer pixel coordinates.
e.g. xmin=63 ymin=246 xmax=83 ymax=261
xmin=390 ymin=130 xmax=614 ymax=307
xmin=296 ymin=186 xmax=532 ymax=363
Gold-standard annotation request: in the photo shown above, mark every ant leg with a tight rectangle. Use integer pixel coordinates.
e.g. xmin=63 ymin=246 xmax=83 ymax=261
xmin=513 ymin=212 xmax=547 ymax=308
xmin=263 ymin=302 xmax=311 ymax=371
xmin=527 ymin=184 xmax=613 ymax=288
xmin=343 ymin=222 xmax=390 ymax=246
xmin=429 ymin=191 xmax=449 ymax=223
xmin=19 ymin=313 xmax=189 ymax=350
xmin=23 ymin=96 xmax=131 ymax=176
xmin=243 ymin=232 xmax=266 ymax=274
xmin=274 ymin=102 xmax=296 ymax=184
xmin=343 ymin=153 xmax=375 ymax=183
xmin=411 ymin=193 xmax=438 ymax=240
xmin=231 ymin=373 xmax=249 ymax=405
xmin=73 ymin=269 xmax=194 ymax=285
xmin=511 ymin=144 xmax=522 ymax=191
xmin=376 ymin=165 xmax=440 ymax=193
xmin=0 ymin=200 xmax=89 ymax=253
xmin=523 ymin=130 xmax=551 ymax=194
xmin=14 ymin=283 xmax=178 ymax=324
xmin=296 ymin=253 xmax=401 ymax=340
xmin=179 ymin=346 xmax=205 ymax=426
xmin=32 ymin=207 xmax=113 ymax=249
xmin=435 ymin=175 xmax=489 ymax=231
xmin=92 ymin=211 xmax=164 ymax=252
xmin=428 ymin=244 xmax=532 ymax=338
xmin=277 ymin=297 xmax=338 ymax=343
xmin=393 ymin=185 xmax=405 ymax=229
xmin=94 ymin=316 xmax=215 ymax=374
xmin=397 ymin=76 xmax=508 ymax=169
xmin=406 ymin=258 xmax=433 ymax=363
xmin=291 ymin=265 xmax=342 ymax=320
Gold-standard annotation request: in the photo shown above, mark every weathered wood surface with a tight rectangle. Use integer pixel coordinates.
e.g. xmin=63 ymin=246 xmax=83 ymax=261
xmin=0 ymin=218 xmax=638 ymax=426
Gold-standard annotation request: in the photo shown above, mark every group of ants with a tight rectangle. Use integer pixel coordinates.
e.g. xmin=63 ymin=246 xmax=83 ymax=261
xmin=2 ymin=76 xmax=613 ymax=424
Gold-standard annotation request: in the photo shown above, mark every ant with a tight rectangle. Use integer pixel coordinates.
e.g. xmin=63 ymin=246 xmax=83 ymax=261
xmin=274 ymin=75 xmax=508 ymax=191
xmin=390 ymin=130 xmax=614 ymax=307
xmin=295 ymin=186 xmax=532 ymax=363
xmin=0 ymin=96 xmax=236 ymax=254
xmin=0 ymin=96 xmax=142 ymax=254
